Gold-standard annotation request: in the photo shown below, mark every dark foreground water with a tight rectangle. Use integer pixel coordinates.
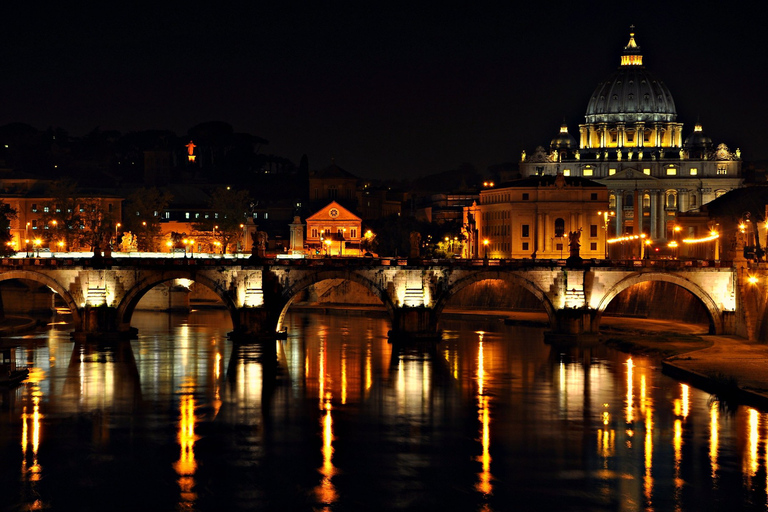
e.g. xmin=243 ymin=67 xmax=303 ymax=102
xmin=2 ymin=310 xmax=768 ymax=511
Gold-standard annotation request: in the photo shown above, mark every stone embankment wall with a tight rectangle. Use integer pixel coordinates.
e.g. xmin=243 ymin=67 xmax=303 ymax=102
xmin=734 ymin=262 xmax=768 ymax=342
xmin=0 ymin=281 xmax=55 ymax=314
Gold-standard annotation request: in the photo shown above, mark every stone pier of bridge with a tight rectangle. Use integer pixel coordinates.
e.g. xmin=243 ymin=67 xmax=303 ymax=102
xmin=0 ymin=258 xmax=741 ymax=343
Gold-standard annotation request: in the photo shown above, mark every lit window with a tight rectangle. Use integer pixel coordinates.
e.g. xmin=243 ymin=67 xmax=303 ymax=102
xmin=185 ymin=212 xmax=190 ymax=219
xmin=43 ymin=206 xmax=49 ymax=213
xmin=689 ymin=168 xmax=698 ymax=176
xmin=643 ymin=168 xmax=651 ymax=175
xmin=717 ymin=165 xmax=727 ymax=175
xmin=583 ymin=168 xmax=593 ymax=176
xmin=666 ymin=168 xmax=677 ymax=175
xmin=264 ymin=213 xmax=268 ymax=219
xmin=563 ymin=169 xmax=571 ymax=176
xmin=195 ymin=213 xmax=200 ymax=219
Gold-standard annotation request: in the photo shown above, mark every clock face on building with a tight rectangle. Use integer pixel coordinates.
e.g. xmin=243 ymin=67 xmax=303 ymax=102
xmin=329 ymin=208 xmax=339 ymax=218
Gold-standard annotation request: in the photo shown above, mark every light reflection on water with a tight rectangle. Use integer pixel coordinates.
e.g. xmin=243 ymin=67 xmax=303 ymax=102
xmin=1 ymin=310 xmax=768 ymax=511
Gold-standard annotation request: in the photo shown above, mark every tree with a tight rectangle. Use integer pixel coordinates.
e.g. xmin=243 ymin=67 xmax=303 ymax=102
xmin=194 ymin=187 xmax=251 ymax=254
xmin=124 ymin=188 xmax=173 ymax=251
xmin=40 ymin=180 xmax=86 ymax=250
xmin=0 ymin=201 xmax=17 ymax=256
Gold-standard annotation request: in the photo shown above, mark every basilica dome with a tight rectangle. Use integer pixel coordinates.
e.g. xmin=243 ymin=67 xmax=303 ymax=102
xmin=584 ymin=31 xmax=677 ymax=124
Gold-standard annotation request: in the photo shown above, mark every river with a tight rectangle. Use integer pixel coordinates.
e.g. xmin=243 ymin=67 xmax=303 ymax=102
xmin=1 ymin=309 xmax=767 ymax=511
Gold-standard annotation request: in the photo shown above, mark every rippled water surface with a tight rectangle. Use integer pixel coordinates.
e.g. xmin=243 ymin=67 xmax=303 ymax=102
xmin=2 ymin=310 xmax=768 ymax=511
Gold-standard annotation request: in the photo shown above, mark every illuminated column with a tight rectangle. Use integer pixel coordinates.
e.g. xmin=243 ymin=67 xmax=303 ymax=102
xmin=617 ymin=123 xmax=625 ymax=148
xmin=635 ymin=190 xmax=643 ymax=236
xmin=600 ymin=124 xmax=607 ymax=147
xmin=579 ymin=126 xmax=588 ymax=148
xmin=657 ymin=190 xmax=666 ymax=238
xmin=654 ymin=124 xmax=662 ymax=147
xmin=615 ymin=191 xmax=623 ymax=236
xmin=636 ymin=122 xmax=644 ymax=148
xmin=649 ymin=192 xmax=659 ymax=239
xmin=536 ymin=212 xmax=544 ymax=256
xmin=544 ymin=213 xmax=551 ymax=252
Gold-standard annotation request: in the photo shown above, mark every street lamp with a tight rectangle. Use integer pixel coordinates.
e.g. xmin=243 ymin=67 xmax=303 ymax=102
xmin=33 ymin=238 xmax=42 ymax=257
xmin=483 ymin=238 xmax=489 ymax=259
xmin=115 ymin=222 xmax=121 ymax=243
xmin=25 ymin=222 xmax=30 ymax=257
xmin=597 ymin=210 xmax=615 ymax=259
xmin=324 ymin=239 xmax=332 ymax=256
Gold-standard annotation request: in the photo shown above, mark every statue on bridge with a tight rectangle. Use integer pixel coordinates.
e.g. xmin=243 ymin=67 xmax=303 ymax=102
xmin=566 ymin=228 xmax=583 ymax=267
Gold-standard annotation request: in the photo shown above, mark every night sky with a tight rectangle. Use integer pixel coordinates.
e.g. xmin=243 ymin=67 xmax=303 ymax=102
xmin=1 ymin=2 xmax=765 ymax=179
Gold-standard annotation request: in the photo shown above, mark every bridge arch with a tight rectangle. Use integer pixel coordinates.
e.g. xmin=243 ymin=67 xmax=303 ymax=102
xmin=0 ymin=269 xmax=82 ymax=326
xmin=116 ymin=270 xmax=239 ymax=330
xmin=595 ymin=272 xmax=723 ymax=334
xmin=275 ymin=269 xmax=396 ymax=332
xmin=434 ymin=270 xmax=555 ymax=327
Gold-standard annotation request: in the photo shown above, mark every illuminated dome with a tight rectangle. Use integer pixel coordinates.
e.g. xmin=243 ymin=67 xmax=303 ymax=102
xmin=584 ymin=30 xmax=677 ymax=124
xmin=684 ymin=122 xmax=713 ymax=149
xmin=550 ymin=121 xmax=577 ymax=150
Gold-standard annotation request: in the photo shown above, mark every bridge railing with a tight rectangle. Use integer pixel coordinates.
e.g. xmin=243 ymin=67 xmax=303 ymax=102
xmin=0 ymin=255 xmax=733 ymax=270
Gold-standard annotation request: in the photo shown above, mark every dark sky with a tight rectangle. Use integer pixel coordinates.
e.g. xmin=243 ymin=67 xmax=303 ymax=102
xmin=1 ymin=2 xmax=765 ymax=179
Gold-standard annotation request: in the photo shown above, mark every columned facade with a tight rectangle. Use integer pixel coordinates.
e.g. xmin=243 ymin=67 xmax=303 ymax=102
xmin=519 ymin=28 xmax=742 ymax=243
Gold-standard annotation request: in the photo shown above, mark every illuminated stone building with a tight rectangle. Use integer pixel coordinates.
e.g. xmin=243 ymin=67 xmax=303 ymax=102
xmin=519 ymin=29 xmax=742 ymax=241
xmin=306 ymin=201 xmax=362 ymax=256
xmin=466 ymin=174 xmax=609 ymax=259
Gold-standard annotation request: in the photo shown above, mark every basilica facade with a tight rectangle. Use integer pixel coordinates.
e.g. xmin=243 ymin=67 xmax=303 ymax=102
xmin=518 ymin=29 xmax=742 ymax=241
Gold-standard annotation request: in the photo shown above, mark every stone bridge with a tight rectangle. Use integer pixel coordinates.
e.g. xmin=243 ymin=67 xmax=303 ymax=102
xmin=0 ymin=257 xmax=737 ymax=342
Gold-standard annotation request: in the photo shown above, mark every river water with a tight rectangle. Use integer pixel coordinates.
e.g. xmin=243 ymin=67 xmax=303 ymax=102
xmin=1 ymin=310 xmax=768 ymax=511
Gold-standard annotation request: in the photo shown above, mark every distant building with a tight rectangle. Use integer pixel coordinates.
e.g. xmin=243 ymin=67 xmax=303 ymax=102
xmin=0 ymin=175 xmax=122 ymax=252
xmin=309 ymin=162 xmax=359 ymax=212
xmin=466 ymin=174 xmax=609 ymax=260
xmin=306 ymin=201 xmax=362 ymax=257
xmin=519 ymin=28 xmax=742 ymax=241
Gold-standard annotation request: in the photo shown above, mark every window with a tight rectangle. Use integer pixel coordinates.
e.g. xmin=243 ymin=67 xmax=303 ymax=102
xmin=666 ymin=167 xmax=677 ymax=176
xmin=666 ymin=192 xmax=677 ymax=208
xmin=609 ymin=168 xmax=616 ymax=175
xmin=31 ymin=204 xmax=37 ymax=212
xmin=522 ymin=193 xmax=529 ymax=200
xmin=554 ymin=218 xmax=565 ymax=237
xmin=643 ymin=168 xmax=651 ymax=175
xmin=264 ymin=213 xmax=268 ymax=219
xmin=195 ymin=213 xmax=200 ymax=219
xmin=563 ymin=169 xmax=570 ymax=176
xmin=165 ymin=212 xmax=170 ymax=219
xmin=717 ymin=165 xmax=727 ymax=175
xmin=185 ymin=212 xmax=190 ymax=219
xmin=522 ymin=242 xmax=529 ymax=251
xmin=609 ymin=194 xmax=616 ymax=208
xmin=590 ymin=193 xmax=597 ymax=200
xmin=31 ymin=220 xmax=37 ymax=229
xmin=625 ymin=194 xmax=634 ymax=208
xmin=583 ymin=168 xmax=593 ymax=176
xmin=312 ymin=228 xmax=318 ymax=237
xmin=590 ymin=225 xmax=598 ymax=237
xmin=522 ymin=224 xmax=530 ymax=238
xmin=556 ymin=243 xmax=563 ymax=251
xmin=43 ymin=206 xmax=49 ymax=213
xmin=690 ymin=194 xmax=697 ymax=207
xmin=689 ymin=168 xmax=698 ymax=176
xmin=590 ymin=243 xmax=597 ymax=251
xmin=351 ymin=228 xmax=357 ymax=238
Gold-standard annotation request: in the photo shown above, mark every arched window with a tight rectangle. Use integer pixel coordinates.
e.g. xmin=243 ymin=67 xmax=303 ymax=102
xmin=666 ymin=191 xmax=677 ymax=208
xmin=554 ymin=218 xmax=565 ymax=237
xmin=689 ymin=194 xmax=697 ymax=207
xmin=643 ymin=194 xmax=650 ymax=208
xmin=625 ymin=194 xmax=634 ymax=208
xmin=609 ymin=194 xmax=616 ymax=208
